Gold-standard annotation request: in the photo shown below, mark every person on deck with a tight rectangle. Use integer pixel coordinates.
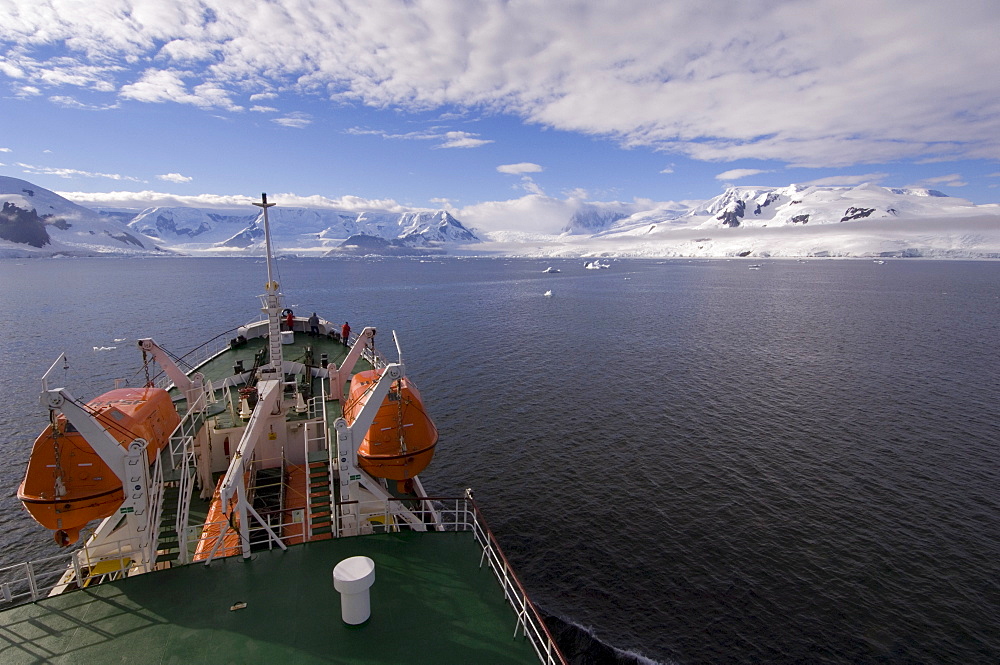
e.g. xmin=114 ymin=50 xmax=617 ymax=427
xmin=341 ymin=321 xmax=351 ymax=346
xmin=308 ymin=312 xmax=320 ymax=337
xmin=285 ymin=310 xmax=294 ymax=332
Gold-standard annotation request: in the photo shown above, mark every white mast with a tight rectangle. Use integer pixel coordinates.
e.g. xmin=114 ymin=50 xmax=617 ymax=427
xmin=253 ymin=193 xmax=283 ymax=377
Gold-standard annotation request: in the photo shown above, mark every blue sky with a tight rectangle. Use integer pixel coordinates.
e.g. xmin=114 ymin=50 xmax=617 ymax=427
xmin=1 ymin=0 xmax=998 ymax=233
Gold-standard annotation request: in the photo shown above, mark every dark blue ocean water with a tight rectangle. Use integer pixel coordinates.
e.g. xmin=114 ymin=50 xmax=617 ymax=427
xmin=1 ymin=257 xmax=998 ymax=664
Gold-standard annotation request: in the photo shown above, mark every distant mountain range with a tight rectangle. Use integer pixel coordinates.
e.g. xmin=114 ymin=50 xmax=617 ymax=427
xmin=0 ymin=176 xmax=478 ymax=258
xmin=1 ymin=176 xmax=998 ymax=259
xmin=123 ymin=204 xmax=477 ymax=255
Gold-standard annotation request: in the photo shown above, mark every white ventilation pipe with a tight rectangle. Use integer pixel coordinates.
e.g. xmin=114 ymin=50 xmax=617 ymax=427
xmin=333 ymin=556 xmax=375 ymax=624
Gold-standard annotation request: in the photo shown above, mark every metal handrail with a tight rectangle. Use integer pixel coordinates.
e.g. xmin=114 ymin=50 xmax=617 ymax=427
xmin=461 ymin=496 xmax=567 ymax=665
xmin=0 ymin=535 xmax=139 ymax=606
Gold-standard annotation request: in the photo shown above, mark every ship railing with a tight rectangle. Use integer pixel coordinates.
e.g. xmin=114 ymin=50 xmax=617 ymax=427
xmin=332 ymin=496 xmax=567 ymax=665
xmin=165 ymin=392 xmax=206 ymax=470
xmin=144 ymin=448 xmax=167 ymax=569
xmin=344 ymin=331 xmax=389 ymax=370
xmin=148 ymin=332 xmax=240 ymax=391
xmin=171 ymin=434 xmax=198 ymax=565
xmin=466 ymin=496 xmax=566 ymax=665
xmin=176 ymin=334 xmax=241 ymax=376
xmin=0 ymin=535 xmax=143 ymax=607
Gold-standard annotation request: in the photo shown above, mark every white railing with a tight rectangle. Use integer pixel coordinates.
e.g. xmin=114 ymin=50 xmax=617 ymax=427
xmin=150 ymin=332 xmax=246 ymax=390
xmin=165 ymin=392 xmax=206 ymax=470
xmin=173 ymin=435 xmax=197 ymax=565
xmin=144 ymin=450 xmax=166 ymax=568
xmin=460 ymin=496 xmax=567 ymax=665
xmin=0 ymin=535 xmax=140 ymax=606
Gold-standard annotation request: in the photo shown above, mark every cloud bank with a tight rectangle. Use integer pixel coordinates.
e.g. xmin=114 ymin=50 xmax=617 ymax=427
xmin=59 ymin=189 xmax=408 ymax=212
xmin=2 ymin=0 xmax=998 ymax=169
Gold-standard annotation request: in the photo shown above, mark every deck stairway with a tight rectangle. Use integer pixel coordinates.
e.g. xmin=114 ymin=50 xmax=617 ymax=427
xmin=155 ymin=482 xmax=182 ymax=565
xmin=307 ymin=450 xmax=334 ymax=541
xmin=154 ymin=428 xmax=199 ymax=565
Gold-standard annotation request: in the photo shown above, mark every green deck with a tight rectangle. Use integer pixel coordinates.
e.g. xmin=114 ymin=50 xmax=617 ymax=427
xmin=0 ymin=532 xmax=542 ymax=664
xmin=176 ymin=331 xmax=372 ymax=426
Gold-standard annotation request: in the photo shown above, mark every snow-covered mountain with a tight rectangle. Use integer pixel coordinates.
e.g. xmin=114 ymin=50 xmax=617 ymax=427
xmin=125 ymin=205 xmax=478 ymax=254
xmin=679 ymin=183 xmax=978 ymax=229
xmin=2 ymin=176 xmax=998 ymax=259
xmin=0 ymin=177 xmax=163 ymax=257
xmin=503 ymin=183 xmax=999 ymax=259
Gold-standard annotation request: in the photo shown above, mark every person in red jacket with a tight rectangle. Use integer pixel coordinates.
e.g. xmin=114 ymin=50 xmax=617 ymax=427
xmin=341 ymin=321 xmax=350 ymax=346
xmin=285 ymin=310 xmax=294 ymax=332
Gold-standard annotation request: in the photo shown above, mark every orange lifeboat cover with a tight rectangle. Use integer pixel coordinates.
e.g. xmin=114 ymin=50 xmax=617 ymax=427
xmin=343 ymin=369 xmax=438 ymax=481
xmin=18 ymin=386 xmax=180 ymax=545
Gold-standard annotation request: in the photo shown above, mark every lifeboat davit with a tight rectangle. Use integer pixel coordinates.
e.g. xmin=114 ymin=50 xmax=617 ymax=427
xmin=18 ymin=387 xmax=180 ymax=546
xmin=343 ymin=369 xmax=438 ymax=481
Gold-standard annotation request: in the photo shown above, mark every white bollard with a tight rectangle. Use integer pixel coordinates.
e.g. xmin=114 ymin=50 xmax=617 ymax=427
xmin=333 ymin=556 xmax=375 ymax=625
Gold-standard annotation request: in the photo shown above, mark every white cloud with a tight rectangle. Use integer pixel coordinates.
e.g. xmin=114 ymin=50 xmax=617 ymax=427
xmin=120 ymin=69 xmax=241 ymax=111
xmin=250 ymin=92 xmax=278 ymax=102
xmin=660 ymin=165 xmax=675 ymax=175
xmin=346 ymin=126 xmax=492 ymax=149
xmin=157 ymin=172 xmax=192 ymax=183
xmin=457 ymin=195 xmax=574 ymax=234
xmin=497 ymin=163 xmax=543 ymax=175
xmin=272 ymin=112 xmax=312 ymax=128
xmin=250 ymin=105 xmax=278 ymax=113
xmin=3 ymin=1 xmax=998 ymax=167
xmin=497 ymin=162 xmax=545 ymax=195
xmin=908 ymin=173 xmax=968 ymax=188
xmin=0 ymin=148 xmax=10 ymax=153
xmin=16 ymin=162 xmax=143 ymax=182
xmin=436 ymin=131 xmax=493 ymax=149
xmin=800 ymin=173 xmax=889 ymax=187
xmin=518 ymin=176 xmax=545 ymax=196
xmin=49 ymin=95 xmax=118 ymax=110
xmin=715 ymin=169 xmax=770 ymax=181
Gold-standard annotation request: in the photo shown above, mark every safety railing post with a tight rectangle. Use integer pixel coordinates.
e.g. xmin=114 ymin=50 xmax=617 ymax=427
xmin=24 ymin=562 xmax=38 ymax=601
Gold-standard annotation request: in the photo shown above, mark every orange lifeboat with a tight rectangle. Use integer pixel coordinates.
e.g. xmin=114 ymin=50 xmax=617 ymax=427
xmin=343 ymin=369 xmax=438 ymax=481
xmin=18 ymin=386 xmax=180 ymax=546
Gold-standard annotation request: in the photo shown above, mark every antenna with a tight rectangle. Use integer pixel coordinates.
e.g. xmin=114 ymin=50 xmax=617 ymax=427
xmin=253 ymin=193 xmax=278 ymax=292
xmin=253 ymin=193 xmax=284 ymax=375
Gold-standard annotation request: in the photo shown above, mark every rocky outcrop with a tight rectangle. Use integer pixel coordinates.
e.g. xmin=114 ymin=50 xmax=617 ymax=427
xmin=0 ymin=202 xmax=53 ymax=247
xmin=717 ymin=200 xmax=746 ymax=227
xmin=840 ymin=207 xmax=876 ymax=222
xmin=330 ymin=234 xmax=440 ymax=256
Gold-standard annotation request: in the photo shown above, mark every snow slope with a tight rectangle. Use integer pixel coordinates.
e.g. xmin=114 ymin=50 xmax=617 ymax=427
xmin=0 ymin=177 xmax=162 ymax=257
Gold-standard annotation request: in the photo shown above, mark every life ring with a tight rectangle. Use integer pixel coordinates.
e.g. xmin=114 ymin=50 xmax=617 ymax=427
xmin=281 ymin=308 xmax=294 ymax=318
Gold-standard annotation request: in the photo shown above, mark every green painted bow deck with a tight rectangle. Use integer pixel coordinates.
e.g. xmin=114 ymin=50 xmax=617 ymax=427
xmin=0 ymin=531 xmax=543 ymax=664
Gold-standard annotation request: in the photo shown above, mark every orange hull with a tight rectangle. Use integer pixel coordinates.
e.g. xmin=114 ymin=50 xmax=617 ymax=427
xmin=343 ymin=369 xmax=438 ymax=481
xmin=18 ymin=387 xmax=180 ymax=546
